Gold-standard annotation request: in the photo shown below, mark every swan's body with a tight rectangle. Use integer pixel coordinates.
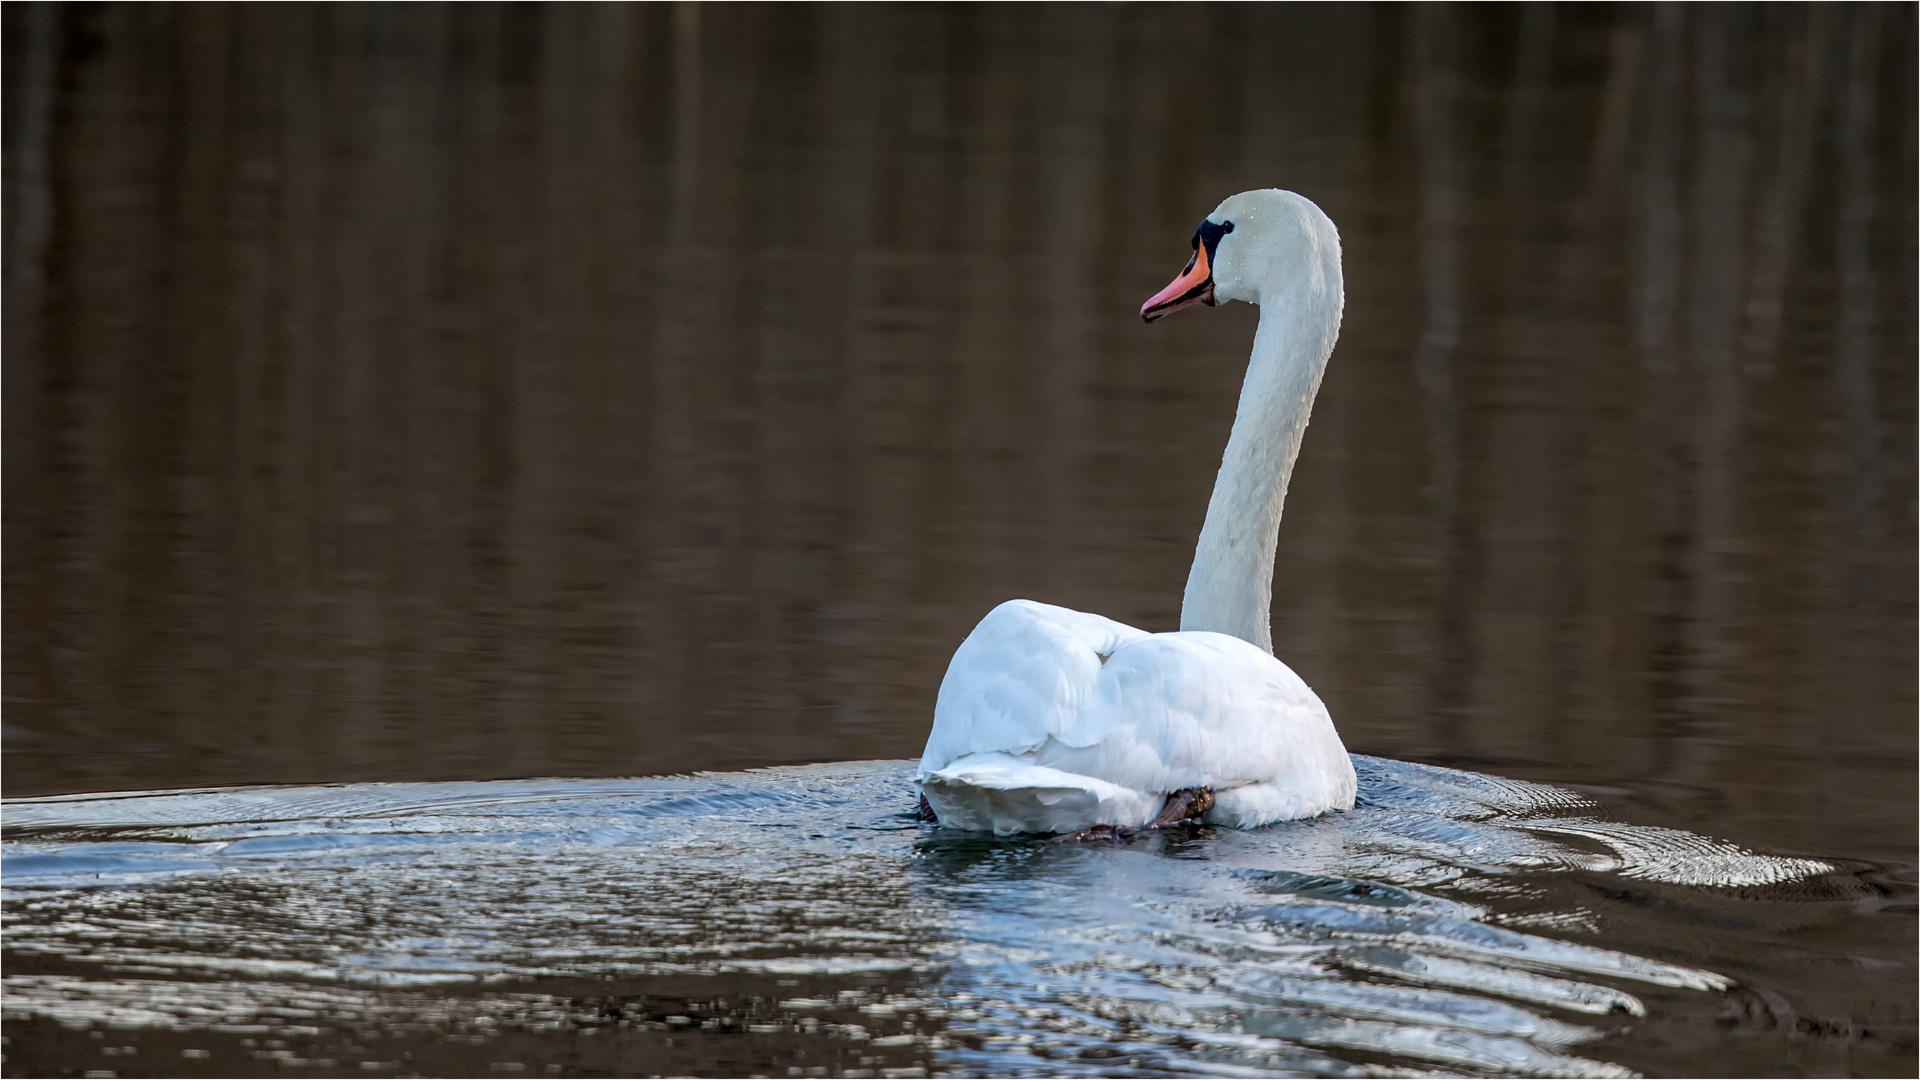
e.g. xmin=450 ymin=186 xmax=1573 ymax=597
xmin=917 ymin=189 xmax=1357 ymax=835
xmin=918 ymin=599 xmax=1354 ymax=833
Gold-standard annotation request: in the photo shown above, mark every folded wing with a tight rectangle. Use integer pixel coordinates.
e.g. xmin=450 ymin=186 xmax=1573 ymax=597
xmin=918 ymin=599 xmax=1149 ymax=776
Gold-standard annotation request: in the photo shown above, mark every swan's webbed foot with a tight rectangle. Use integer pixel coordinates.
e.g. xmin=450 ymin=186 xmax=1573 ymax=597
xmin=916 ymin=794 xmax=939 ymax=823
xmin=1146 ymin=786 xmax=1215 ymax=829
xmin=1049 ymin=823 xmax=1138 ymax=845
xmin=1049 ymin=789 xmax=1214 ymax=844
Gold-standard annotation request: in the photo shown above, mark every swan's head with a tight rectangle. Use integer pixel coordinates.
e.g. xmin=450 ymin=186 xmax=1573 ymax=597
xmin=1140 ymin=189 xmax=1338 ymax=322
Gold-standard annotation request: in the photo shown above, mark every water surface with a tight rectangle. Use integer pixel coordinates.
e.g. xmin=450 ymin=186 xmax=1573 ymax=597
xmin=4 ymin=757 xmax=1889 ymax=1077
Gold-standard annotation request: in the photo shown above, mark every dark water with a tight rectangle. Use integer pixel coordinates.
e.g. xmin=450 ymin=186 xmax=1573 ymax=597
xmin=3 ymin=3 xmax=1914 ymax=1077
xmin=0 ymin=758 xmax=1870 ymax=1078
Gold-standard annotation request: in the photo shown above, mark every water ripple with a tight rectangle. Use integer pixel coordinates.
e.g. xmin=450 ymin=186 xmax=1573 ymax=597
xmin=1 ymin=757 xmax=1843 ymax=1077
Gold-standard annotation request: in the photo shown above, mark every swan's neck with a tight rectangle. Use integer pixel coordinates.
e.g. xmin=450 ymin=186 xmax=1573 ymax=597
xmin=1180 ymin=284 xmax=1341 ymax=653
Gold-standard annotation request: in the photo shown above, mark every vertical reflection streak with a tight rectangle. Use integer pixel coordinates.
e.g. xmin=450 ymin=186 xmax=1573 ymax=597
xmin=1835 ymin=2 xmax=1884 ymax=563
xmin=1637 ymin=6 xmax=1685 ymax=375
xmin=1552 ymin=17 xmax=1643 ymax=769
xmin=745 ymin=5 xmax=845 ymax=729
xmin=1741 ymin=5 xmax=1831 ymax=370
xmin=815 ymin=5 xmax=885 ymax=734
xmin=2 ymin=1 xmax=66 ymax=744
xmin=1678 ymin=4 xmax=1757 ymax=790
xmin=1824 ymin=6 xmax=1895 ymax=817
xmin=1491 ymin=3 xmax=1560 ymax=766
xmin=646 ymin=0 xmax=704 ymax=737
xmin=1410 ymin=8 xmax=1461 ymax=519
xmin=1037 ymin=9 xmax=1115 ymax=602
xmin=1409 ymin=5 xmax=1474 ymax=754
xmin=1632 ymin=4 xmax=1690 ymax=770
xmin=670 ymin=1 xmax=701 ymax=249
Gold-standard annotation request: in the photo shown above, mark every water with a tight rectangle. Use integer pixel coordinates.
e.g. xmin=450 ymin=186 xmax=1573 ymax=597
xmin=0 ymin=757 xmax=1879 ymax=1077
xmin=3 ymin=3 xmax=1914 ymax=1076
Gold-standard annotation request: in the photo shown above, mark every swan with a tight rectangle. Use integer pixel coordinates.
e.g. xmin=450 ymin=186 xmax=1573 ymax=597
xmin=915 ymin=189 xmax=1356 ymax=838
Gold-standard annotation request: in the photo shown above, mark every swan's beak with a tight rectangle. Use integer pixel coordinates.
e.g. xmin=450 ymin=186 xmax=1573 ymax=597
xmin=1140 ymin=240 xmax=1216 ymax=323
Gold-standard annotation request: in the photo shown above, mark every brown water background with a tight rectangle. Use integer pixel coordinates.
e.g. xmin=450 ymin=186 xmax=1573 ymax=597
xmin=4 ymin=0 xmax=1915 ymax=995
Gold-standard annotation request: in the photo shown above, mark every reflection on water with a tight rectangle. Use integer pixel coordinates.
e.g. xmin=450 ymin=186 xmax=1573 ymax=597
xmin=2 ymin=2 xmax=1914 ymax=1076
xmin=0 ymin=759 xmax=1874 ymax=1077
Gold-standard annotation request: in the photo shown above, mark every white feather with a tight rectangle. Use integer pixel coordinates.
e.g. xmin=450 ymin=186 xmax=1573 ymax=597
xmin=918 ymin=600 xmax=1355 ymax=835
xmin=916 ymin=190 xmax=1357 ymax=836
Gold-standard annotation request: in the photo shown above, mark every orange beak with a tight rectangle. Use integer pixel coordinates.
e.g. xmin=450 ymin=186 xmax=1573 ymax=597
xmin=1140 ymin=239 xmax=1216 ymax=323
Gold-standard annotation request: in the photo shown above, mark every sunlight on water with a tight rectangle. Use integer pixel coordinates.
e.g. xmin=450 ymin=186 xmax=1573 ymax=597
xmin=3 ymin=758 xmax=1836 ymax=1077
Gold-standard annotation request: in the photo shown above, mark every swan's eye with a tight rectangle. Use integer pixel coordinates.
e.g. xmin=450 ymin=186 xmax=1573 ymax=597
xmin=1196 ymin=219 xmax=1236 ymax=265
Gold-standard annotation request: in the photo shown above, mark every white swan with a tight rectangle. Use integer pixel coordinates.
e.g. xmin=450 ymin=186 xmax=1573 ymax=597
xmin=915 ymin=189 xmax=1356 ymax=837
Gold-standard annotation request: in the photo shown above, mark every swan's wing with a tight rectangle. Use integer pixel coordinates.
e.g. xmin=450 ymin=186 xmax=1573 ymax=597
xmin=918 ymin=600 xmax=1150 ymax=775
xmin=1038 ymin=630 xmax=1354 ymax=808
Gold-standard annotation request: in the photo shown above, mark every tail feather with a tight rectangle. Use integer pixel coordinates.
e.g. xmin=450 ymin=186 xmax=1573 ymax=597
xmin=917 ymin=752 xmax=1161 ymax=836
